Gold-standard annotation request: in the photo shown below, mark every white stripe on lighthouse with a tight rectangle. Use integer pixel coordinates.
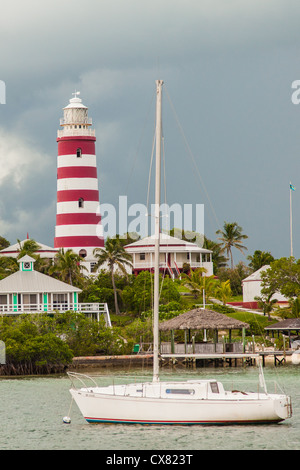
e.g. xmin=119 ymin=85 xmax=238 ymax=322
xmin=57 ymin=154 xmax=97 ymax=168
xmin=57 ymin=201 xmax=100 ymax=214
xmin=57 ymin=178 xmax=99 ymax=191
xmin=55 ymin=224 xmax=101 ymax=237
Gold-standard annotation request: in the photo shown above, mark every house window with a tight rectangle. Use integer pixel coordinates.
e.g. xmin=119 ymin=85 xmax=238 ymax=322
xmin=76 ymin=148 xmax=82 ymax=158
xmin=78 ymin=198 xmax=84 ymax=208
xmin=53 ymin=293 xmax=68 ymax=309
xmin=186 ymin=253 xmax=190 ymax=260
xmin=140 ymin=253 xmax=146 ymax=260
xmin=90 ymin=262 xmax=97 ymax=272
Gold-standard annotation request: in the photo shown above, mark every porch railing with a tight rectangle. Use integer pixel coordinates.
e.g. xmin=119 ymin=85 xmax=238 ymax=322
xmin=0 ymin=303 xmax=111 ymax=326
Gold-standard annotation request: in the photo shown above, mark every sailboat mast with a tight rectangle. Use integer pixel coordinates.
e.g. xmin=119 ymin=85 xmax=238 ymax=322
xmin=153 ymin=79 xmax=163 ymax=383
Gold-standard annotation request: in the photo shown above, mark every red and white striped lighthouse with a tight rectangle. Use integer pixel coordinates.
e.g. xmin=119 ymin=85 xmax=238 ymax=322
xmin=54 ymin=92 xmax=104 ymax=266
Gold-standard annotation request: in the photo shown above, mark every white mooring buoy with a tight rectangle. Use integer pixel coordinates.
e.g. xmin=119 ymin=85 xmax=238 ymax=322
xmin=63 ymin=397 xmax=74 ymax=423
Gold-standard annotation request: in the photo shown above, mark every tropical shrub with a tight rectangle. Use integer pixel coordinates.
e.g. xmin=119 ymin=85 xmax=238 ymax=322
xmin=122 ymin=271 xmax=180 ymax=315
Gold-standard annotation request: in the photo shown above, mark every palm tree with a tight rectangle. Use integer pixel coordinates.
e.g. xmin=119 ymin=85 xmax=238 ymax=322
xmin=93 ymin=237 xmax=133 ymax=314
xmin=181 ymin=267 xmax=208 ymax=298
xmin=181 ymin=268 xmax=216 ymax=304
xmin=255 ymin=293 xmax=277 ymax=320
xmin=49 ymin=248 xmax=87 ymax=286
xmin=17 ymin=238 xmax=41 ymax=259
xmin=214 ymin=280 xmax=232 ymax=305
xmin=203 ymin=237 xmax=228 ymax=273
xmin=247 ymin=250 xmax=274 ymax=272
xmin=216 ymin=222 xmax=248 ymax=269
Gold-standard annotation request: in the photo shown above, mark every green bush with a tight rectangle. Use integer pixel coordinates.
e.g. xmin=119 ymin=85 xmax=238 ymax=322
xmin=211 ymin=304 xmax=236 ymax=314
xmin=0 ymin=312 xmax=127 ymax=374
xmin=122 ymin=271 xmax=180 ymax=315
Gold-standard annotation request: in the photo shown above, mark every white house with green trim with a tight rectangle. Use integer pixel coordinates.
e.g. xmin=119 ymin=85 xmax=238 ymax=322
xmin=0 ymin=255 xmax=111 ymax=325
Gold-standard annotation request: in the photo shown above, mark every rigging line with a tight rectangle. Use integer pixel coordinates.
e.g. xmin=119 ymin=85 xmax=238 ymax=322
xmin=146 ymin=132 xmax=156 ymax=236
xmin=162 ymin=136 xmax=168 ymax=222
xmin=161 ymin=110 xmax=172 ymax=267
xmin=163 ymin=141 xmax=167 ymax=204
xmin=161 ymin=125 xmax=172 ymax=286
xmin=124 ymin=90 xmax=155 ymax=195
xmin=164 ymin=86 xmax=221 ymax=232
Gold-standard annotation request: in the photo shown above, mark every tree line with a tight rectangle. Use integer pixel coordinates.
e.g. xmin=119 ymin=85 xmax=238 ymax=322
xmin=0 ymin=222 xmax=280 ymax=311
xmin=1 ymin=221 xmax=299 ymax=376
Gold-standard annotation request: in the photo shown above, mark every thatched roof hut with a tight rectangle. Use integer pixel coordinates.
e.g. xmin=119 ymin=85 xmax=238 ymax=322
xmin=159 ymin=308 xmax=249 ymax=332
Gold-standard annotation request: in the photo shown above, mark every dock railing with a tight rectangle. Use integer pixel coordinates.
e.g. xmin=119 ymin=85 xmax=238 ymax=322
xmin=160 ymin=341 xmax=244 ymax=355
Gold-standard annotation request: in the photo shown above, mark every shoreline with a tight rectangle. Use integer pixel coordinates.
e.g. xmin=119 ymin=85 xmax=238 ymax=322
xmin=0 ymin=351 xmax=296 ymax=377
xmin=70 ymin=354 xmax=154 ymax=369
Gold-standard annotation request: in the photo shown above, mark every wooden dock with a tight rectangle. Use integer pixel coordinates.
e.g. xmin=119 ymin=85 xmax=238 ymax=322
xmin=71 ymin=350 xmax=293 ymax=369
xmin=161 ymin=353 xmax=258 ymax=368
xmin=161 ymin=351 xmax=293 ymax=367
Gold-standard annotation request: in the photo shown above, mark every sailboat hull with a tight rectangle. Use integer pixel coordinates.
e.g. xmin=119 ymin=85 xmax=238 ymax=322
xmin=70 ymin=383 xmax=291 ymax=425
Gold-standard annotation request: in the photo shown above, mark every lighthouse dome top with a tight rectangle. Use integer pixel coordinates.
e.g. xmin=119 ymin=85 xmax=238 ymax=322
xmin=58 ymin=91 xmax=94 ymax=136
xmin=64 ymin=91 xmax=87 ymax=110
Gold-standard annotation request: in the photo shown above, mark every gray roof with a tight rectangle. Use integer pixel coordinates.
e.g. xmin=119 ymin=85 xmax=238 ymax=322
xmin=159 ymin=308 xmax=249 ymax=331
xmin=0 ymin=239 xmax=58 ymax=257
xmin=124 ymin=234 xmax=212 ymax=253
xmin=0 ymin=270 xmax=81 ymax=294
xmin=265 ymin=318 xmax=300 ymax=331
xmin=242 ymin=265 xmax=270 ymax=283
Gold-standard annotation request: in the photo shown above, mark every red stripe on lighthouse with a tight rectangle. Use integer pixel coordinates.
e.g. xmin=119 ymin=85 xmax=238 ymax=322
xmin=57 ymin=190 xmax=100 ymax=202
xmin=56 ymin=213 xmax=101 ymax=225
xmin=57 ymin=137 xmax=96 ymax=156
xmin=54 ymin=236 xmax=104 ymax=248
xmin=57 ymin=167 xmax=98 ymax=179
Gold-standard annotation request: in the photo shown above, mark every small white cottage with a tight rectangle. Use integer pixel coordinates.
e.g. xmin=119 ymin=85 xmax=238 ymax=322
xmin=242 ymin=265 xmax=288 ymax=307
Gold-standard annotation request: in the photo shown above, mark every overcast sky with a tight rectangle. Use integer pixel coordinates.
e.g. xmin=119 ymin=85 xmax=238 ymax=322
xmin=1 ymin=0 xmax=300 ymax=266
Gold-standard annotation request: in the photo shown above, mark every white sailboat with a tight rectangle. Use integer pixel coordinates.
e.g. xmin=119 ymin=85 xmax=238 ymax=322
xmin=67 ymin=80 xmax=292 ymax=425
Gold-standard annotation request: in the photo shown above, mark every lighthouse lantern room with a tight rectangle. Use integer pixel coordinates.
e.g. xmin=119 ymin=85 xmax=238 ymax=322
xmin=54 ymin=92 xmax=104 ymax=272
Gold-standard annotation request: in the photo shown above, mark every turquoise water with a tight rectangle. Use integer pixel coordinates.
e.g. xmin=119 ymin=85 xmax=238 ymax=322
xmin=0 ymin=366 xmax=300 ymax=450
